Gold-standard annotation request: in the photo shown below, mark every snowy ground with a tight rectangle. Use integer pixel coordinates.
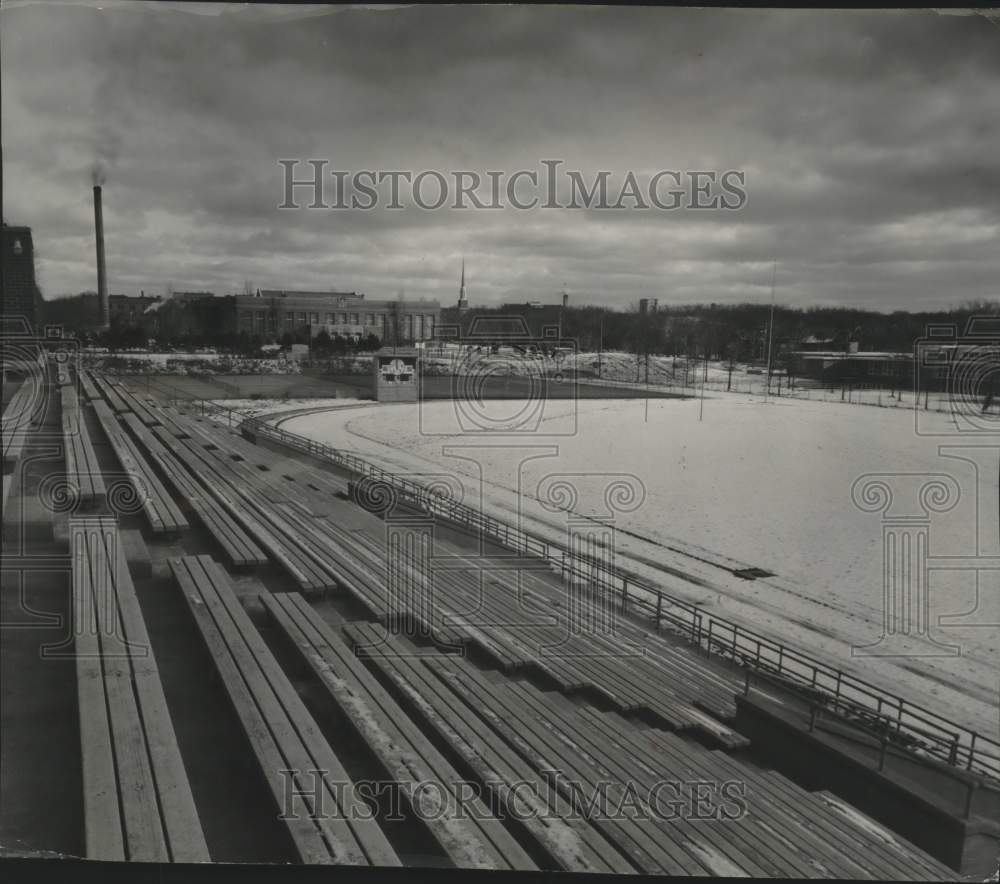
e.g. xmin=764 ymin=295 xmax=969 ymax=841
xmin=423 ymin=347 xmax=998 ymax=417
xmin=282 ymin=392 xmax=1000 ymax=737
xmin=210 ymin=397 xmax=368 ymax=418
xmin=206 ymin=397 xmax=371 ymax=425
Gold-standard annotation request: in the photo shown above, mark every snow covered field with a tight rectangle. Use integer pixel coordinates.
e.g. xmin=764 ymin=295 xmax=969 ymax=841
xmin=282 ymin=393 xmax=999 ymax=736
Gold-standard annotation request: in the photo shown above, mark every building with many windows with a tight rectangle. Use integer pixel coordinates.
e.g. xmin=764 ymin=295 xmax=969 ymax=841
xmin=237 ymin=289 xmax=439 ymax=344
xmin=47 ymin=286 xmax=442 ymax=347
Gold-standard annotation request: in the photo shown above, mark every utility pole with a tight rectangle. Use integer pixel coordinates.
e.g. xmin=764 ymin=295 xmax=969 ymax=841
xmin=699 ymin=352 xmax=707 ymax=421
xmin=598 ymin=314 xmax=604 ymax=379
xmin=764 ymin=261 xmax=777 ymax=400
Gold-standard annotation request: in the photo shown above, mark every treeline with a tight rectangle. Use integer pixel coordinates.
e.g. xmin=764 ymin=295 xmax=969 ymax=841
xmin=459 ymin=300 xmax=999 ymax=362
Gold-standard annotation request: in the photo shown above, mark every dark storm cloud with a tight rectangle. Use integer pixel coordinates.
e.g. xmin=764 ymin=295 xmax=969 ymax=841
xmin=1 ymin=3 xmax=998 ymax=309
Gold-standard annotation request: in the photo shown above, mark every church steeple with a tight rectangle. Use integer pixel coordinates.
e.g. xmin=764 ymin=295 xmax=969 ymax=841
xmin=457 ymin=258 xmax=468 ymax=312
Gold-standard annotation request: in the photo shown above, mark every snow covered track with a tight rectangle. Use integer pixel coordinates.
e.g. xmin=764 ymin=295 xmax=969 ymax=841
xmin=272 ymin=396 xmax=1000 ymax=775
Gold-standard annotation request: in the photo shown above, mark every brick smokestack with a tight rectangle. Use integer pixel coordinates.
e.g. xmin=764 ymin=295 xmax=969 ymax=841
xmin=93 ymin=184 xmax=109 ymax=329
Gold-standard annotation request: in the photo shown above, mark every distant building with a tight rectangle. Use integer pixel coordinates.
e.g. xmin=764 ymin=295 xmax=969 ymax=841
xmin=109 ymin=293 xmax=162 ymax=327
xmin=47 ymin=285 xmax=441 ymax=346
xmin=639 ymin=298 xmax=659 ymax=315
xmin=790 ymin=350 xmax=913 ymax=385
xmin=1 ymin=224 xmax=41 ymax=335
xmin=237 ymin=289 xmax=439 ymax=344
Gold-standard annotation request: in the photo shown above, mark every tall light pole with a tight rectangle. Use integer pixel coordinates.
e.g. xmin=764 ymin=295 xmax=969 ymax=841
xmin=598 ymin=313 xmax=604 ymax=379
xmin=764 ymin=261 xmax=777 ymax=400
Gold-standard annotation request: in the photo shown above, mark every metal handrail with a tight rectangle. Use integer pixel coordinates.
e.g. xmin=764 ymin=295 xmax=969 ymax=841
xmin=741 ymin=661 xmax=1000 ymax=794
xmin=238 ymin=412 xmax=1000 ymax=781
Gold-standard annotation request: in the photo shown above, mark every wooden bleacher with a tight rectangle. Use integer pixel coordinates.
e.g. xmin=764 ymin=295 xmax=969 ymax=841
xmin=70 ymin=515 xmax=208 ymax=862
xmin=150 ymin=422 xmax=334 ymax=590
xmin=425 ymin=654 xmax=755 ymax=875
xmin=260 ymin=591 xmax=537 ymax=870
xmin=92 ymin=400 xmax=188 ymax=534
xmin=168 ymin=554 xmax=400 ymax=866
xmin=61 ymin=386 xmax=105 ymax=505
xmin=120 ymin=413 xmax=267 ymax=567
xmin=415 ymin=651 xmax=954 ymax=880
xmin=341 ymin=623 xmax=636 ymax=874
xmin=114 ymin=383 xmax=163 ymax=427
xmin=2 ymin=379 xmax=36 ymax=466
xmin=102 ymin=378 xmax=962 ymax=877
xmin=92 ymin=374 xmax=130 ymax=413
xmin=130 ymin=393 xmax=747 ymax=746
xmin=78 ymin=369 xmax=102 ymax=401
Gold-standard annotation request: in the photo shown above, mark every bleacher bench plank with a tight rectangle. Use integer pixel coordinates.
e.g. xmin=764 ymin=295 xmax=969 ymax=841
xmin=93 ymin=400 xmax=188 ymax=533
xmin=71 ymin=516 xmax=208 ymax=862
xmin=121 ymin=413 xmax=267 ymax=567
xmin=261 ymin=592 xmax=536 ymax=870
xmin=92 ymin=374 xmax=130 ymax=413
xmin=79 ymin=370 xmax=102 ymax=401
xmin=2 ymin=381 xmax=36 ymax=465
xmin=356 ymin=636 xmax=632 ymax=874
xmin=169 ymin=555 xmax=399 ymax=867
xmin=61 ymin=386 xmax=105 ymax=503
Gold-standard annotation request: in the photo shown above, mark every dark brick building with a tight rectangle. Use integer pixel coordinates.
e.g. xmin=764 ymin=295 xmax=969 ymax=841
xmin=1 ymin=224 xmax=42 ymax=335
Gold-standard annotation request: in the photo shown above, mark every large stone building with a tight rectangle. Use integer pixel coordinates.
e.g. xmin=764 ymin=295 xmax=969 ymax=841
xmin=66 ymin=287 xmax=440 ymax=346
xmin=239 ymin=289 xmax=439 ymax=344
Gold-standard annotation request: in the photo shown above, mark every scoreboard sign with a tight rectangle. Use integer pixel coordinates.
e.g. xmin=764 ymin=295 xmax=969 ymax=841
xmin=373 ymin=350 xmax=419 ymax=402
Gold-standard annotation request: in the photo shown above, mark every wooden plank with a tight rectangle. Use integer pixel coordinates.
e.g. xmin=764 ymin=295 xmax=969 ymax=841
xmin=171 ymin=555 xmax=399 ymax=865
xmin=360 ymin=646 xmax=629 ymax=873
xmin=544 ymin=699 xmax=816 ymax=878
xmin=613 ymin=718 xmax=888 ymax=880
xmin=262 ymin=592 xmax=536 ymax=871
xmin=279 ymin=597 xmax=532 ymax=868
xmin=161 ymin=437 xmax=328 ymax=589
xmin=2 ymin=381 xmax=35 ymax=464
xmin=62 ymin=387 xmax=106 ymax=502
xmin=93 ymin=401 xmax=188 ymax=533
xmin=169 ymin=556 xmax=337 ymax=864
xmin=189 ymin=557 xmax=371 ymax=863
xmin=91 ymin=521 xmax=171 ymax=863
xmin=427 ymin=658 xmax=724 ymax=876
xmin=121 ymin=413 xmax=267 ymax=567
xmin=93 ymin=374 xmax=129 ymax=413
xmin=574 ymin=705 xmax=829 ymax=879
xmin=195 ymin=557 xmax=398 ymax=867
xmin=72 ymin=520 xmax=126 ymax=861
xmin=105 ymin=534 xmax=209 ymax=862
xmin=79 ymin=370 xmax=102 ymax=401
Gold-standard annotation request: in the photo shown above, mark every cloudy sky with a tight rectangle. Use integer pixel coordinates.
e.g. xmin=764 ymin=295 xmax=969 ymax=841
xmin=2 ymin=3 xmax=999 ymax=311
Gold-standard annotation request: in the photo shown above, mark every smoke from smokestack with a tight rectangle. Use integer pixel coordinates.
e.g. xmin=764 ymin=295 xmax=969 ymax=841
xmin=93 ymin=185 xmax=109 ymax=329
